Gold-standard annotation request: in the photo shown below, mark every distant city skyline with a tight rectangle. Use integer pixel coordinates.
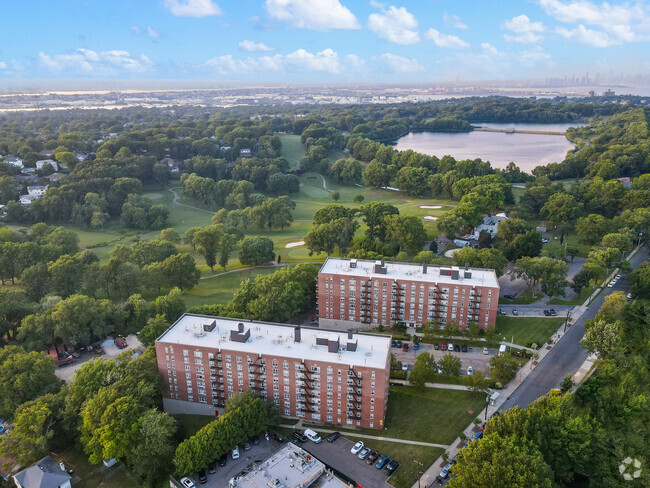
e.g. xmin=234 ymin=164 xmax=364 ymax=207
xmin=1 ymin=0 xmax=650 ymax=82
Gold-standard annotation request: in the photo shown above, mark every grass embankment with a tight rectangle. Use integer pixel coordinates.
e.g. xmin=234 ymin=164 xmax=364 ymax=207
xmin=495 ymin=316 xmax=565 ymax=347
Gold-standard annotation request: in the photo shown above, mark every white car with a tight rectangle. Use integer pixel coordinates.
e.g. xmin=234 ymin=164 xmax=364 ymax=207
xmin=402 ymin=363 xmax=409 ymax=371
xmin=467 ymin=366 xmax=473 ymax=375
xmin=351 ymin=441 xmax=364 ymax=455
xmin=180 ymin=478 xmax=196 ymax=488
xmin=304 ymin=428 xmax=322 ymax=443
xmin=607 ymin=281 xmax=616 ymax=288
xmin=616 ymin=274 xmax=621 ymax=280
xmin=232 ymin=446 xmax=240 ymax=459
xmin=482 ymin=347 xmax=489 ymax=355
xmin=447 ymin=343 xmax=454 ymax=352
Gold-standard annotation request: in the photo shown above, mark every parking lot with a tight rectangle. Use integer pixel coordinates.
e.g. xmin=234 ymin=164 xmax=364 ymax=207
xmin=300 ymin=435 xmax=394 ymax=487
xmin=185 ymin=436 xmax=284 ymax=487
xmin=391 ymin=342 xmax=493 ymax=376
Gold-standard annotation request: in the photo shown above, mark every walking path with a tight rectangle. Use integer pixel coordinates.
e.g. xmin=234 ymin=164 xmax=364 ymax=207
xmin=168 ymin=187 xmax=215 ymax=214
xmin=199 ymin=261 xmax=322 ymax=280
xmin=278 ymin=423 xmax=449 ymax=449
xmin=389 ymin=379 xmax=470 ymax=391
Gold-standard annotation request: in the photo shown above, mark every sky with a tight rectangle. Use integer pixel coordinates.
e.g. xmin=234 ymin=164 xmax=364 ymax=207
xmin=1 ymin=0 xmax=650 ymax=82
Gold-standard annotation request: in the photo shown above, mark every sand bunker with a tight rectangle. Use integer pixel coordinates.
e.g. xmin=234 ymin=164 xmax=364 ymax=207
xmin=423 ymin=216 xmax=438 ymax=221
xmin=420 ymin=205 xmax=442 ymax=209
xmin=285 ymin=241 xmax=305 ymax=248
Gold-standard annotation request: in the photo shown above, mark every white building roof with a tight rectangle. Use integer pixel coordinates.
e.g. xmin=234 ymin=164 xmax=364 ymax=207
xmin=157 ymin=314 xmax=391 ymax=369
xmin=319 ymin=257 xmax=499 ymax=289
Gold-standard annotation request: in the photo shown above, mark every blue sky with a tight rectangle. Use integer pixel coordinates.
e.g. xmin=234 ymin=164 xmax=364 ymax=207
xmin=1 ymin=0 xmax=649 ymax=81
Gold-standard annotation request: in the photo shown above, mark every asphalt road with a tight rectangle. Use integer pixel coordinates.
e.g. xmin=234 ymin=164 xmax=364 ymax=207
xmin=499 ymin=246 xmax=647 ymax=411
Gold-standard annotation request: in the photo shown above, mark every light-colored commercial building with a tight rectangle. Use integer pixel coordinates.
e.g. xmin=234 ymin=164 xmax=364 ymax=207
xmin=155 ymin=314 xmax=391 ymax=430
xmin=318 ymin=258 xmax=500 ymax=330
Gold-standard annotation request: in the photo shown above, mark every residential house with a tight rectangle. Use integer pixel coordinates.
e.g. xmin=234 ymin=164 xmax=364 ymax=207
xmin=12 ymin=456 xmax=71 ymax=488
xmin=36 ymin=160 xmax=58 ymax=171
xmin=472 ymin=212 xmax=509 ymax=240
xmin=239 ymin=148 xmax=252 ymax=157
xmin=20 ymin=186 xmax=48 ymax=206
xmin=3 ymin=156 xmax=23 ymax=168
xmin=45 ymin=173 xmax=65 ymax=183
xmin=617 ymin=177 xmax=632 ymax=189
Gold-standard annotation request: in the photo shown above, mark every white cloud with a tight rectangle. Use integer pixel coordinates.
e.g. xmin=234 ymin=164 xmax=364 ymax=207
xmin=39 ymin=49 xmax=153 ymax=75
xmin=443 ymin=13 xmax=467 ymax=30
xmin=368 ymin=6 xmax=420 ymax=45
xmin=265 ymin=0 xmax=360 ymax=30
xmin=0 ymin=61 xmax=6 ymax=69
xmin=540 ymin=0 xmax=650 ymax=45
xmin=424 ymin=28 xmax=470 ymax=49
xmin=481 ymin=42 xmax=499 ymax=55
xmin=375 ymin=53 xmax=425 ymax=72
xmin=206 ymin=48 xmax=348 ymax=75
xmin=239 ymin=40 xmax=275 ymax=52
xmin=130 ymin=26 xmax=140 ymax=35
xmin=502 ymin=15 xmax=545 ymax=43
xmin=163 ymin=0 xmax=221 ymax=18
xmin=147 ymin=26 xmax=159 ymax=38
xmin=517 ymin=46 xmax=553 ymax=67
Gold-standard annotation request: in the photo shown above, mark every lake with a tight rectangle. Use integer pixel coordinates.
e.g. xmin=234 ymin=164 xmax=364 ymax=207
xmin=394 ymin=122 xmax=585 ymax=172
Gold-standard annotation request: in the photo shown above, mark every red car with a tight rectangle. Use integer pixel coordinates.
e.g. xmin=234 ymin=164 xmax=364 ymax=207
xmin=402 ymin=343 xmax=409 ymax=352
xmin=114 ymin=337 xmax=127 ymax=349
xmin=440 ymin=343 xmax=448 ymax=351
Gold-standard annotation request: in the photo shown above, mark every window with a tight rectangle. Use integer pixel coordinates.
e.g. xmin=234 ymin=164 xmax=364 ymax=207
xmin=194 ymin=351 xmax=202 ymax=358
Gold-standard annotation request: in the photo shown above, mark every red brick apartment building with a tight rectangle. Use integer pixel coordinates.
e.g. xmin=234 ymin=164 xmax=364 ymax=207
xmin=155 ymin=314 xmax=391 ymax=430
xmin=318 ymin=258 xmax=500 ymax=330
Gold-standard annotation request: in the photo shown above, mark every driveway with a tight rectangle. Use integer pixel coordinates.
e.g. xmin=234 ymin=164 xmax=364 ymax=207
xmin=495 ymin=304 xmax=572 ymax=317
xmin=391 ymin=343 xmax=494 ymax=376
xmin=54 ymin=334 xmax=144 ymax=383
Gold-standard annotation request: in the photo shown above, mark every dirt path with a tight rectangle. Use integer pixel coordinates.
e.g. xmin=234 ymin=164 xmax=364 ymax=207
xmin=168 ymin=187 xmax=215 ymax=214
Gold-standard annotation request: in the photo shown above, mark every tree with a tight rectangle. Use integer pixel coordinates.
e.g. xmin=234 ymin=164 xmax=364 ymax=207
xmin=576 ymin=214 xmax=612 ymax=245
xmin=467 ymin=370 xmax=489 ymax=396
xmin=305 ymin=222 xmax=337 ymax=256
xmin=129 ymin=410 xmax=178 ymax=486
xmin=581 ymin=319 xmax=621 ymax=359
xmin=152 ymin=287 xmax=186 ymax=323
xmin=239 ymin=237 xmax=275 ymax=265
xmin=448 ymin=434 xmax=553 ymax=488
xmin=219 ymin=233 xmax=239 ymax=270
xmin=511 ymin=256 xmax=568 ymax=297
xmin=560 ymin=374 xmax=573 ymax=391
xmin=0 ymin=346 xmax=62 ymax=419
xmin=331 ymin=191 xmax=340 ymax=201
xmin=159 ymin=228 xmax=181 ymax=243
xmin=489 ymin=354 xmax=520 ymax=383
xmin=385 ymin=215 xmax=427 ymax=255
xmin=193 ymin=225 xmax=223 ymax=271
xmin=313 ymin=204 xmax=357 ymax=225
xmin=139 ymin=315 xmax=170 ymax=348
xmin=541 ymin=193 xmax=580 ymax=243
xmin=409 ymin=352 xmax=436 ymax=390
xmin=52 ymin=295 xmax=113 ymax=345
xmin=330 ymin=158 xmax=362 ymax=184
xmin=363 ymin=159 xmax=390 ymax=189
xmin=266 ymin=173 xmax=300 ymax=195
xmin=47 ymin=255 xmax=83 ymax=297
xmin=394 ymin=166 xmax=431 ymax=197
xmin=601 ymin=233 xmax=633 ymax=255
xmin=160 ymin=253 xmax=200 ymax=290
xmin=596 ymin=291 xmax=627 ymax=323
xmin=439 ymin=353 xmax=462 ymax=376
xmin=16 ymin=312 xmax=56 ymax=352
xmin=452 ymin=247 xmax=509 ymax=276
xmin=184 ymin=227 xmax=202 ymax=250
xmin=629 ymin=263 xmax=650 ymax=299
xmin=359 ymin=202 xmax=399 ymax=241
xmin=0 ymin=175 xmax=20 ymax=204
xmin=20 ymin=262 xmax=50 ymax=301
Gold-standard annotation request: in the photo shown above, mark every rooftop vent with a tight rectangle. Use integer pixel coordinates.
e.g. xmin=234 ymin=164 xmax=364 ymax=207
xmin=422 ymin=262 xmax=428 ymax=274
xmin=464 ymin=271 xmax=472 ymax=279
xmin=203 ymin=320 xmax=216 ymax=333
xmin=230 ymin=324 xmax=250 ymax=343
xmin=374 ymin=259 xmax=387 ymax=274
xmin=350 ymin=259 xmax=357 ymax=269
xmin=294 ymin=326 xmax=301 ymax=343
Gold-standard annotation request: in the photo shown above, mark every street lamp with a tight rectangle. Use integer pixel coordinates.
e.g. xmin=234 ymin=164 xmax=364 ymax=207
xmin=638 ymin=232 xmax=643 ymax=247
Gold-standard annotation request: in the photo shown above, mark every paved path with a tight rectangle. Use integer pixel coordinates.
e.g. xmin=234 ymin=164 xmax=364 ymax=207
xmin=389 ymin=379 xmax=470 ymax=390
xmin=279 ymin=424 xmax=449 ymax=448
xmin=168 ymin=187 xmax=215 ymax=214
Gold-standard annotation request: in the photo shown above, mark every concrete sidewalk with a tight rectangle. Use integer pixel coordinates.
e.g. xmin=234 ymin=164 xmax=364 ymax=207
xmin=389 ymin=379 xmax=470 ymax=391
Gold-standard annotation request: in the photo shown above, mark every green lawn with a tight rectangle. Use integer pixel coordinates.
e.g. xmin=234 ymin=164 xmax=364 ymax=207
xmin=346 ymin=438 xmax=443 ymax=488
xmin=499 ymin=289 xmax=543 ymax=305
xmin=279 ymin=134 xmax=305 ymax=170
xmin=57 ymin=446 xmax=139 ymax=488
xmin=495 ymin=316 xmax=565 ymax=347
xmin=550 ymin=285 xmax=595 ymax=305
xmin=174 ymin=413 xmax=215 ymax=438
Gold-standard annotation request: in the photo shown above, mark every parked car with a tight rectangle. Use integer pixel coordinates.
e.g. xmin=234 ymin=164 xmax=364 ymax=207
xmin=413 ymin=342 xmax=420 ymax=350
xmin=549 ymin=308 xmax=557 ymax=316
xmin=434 ymin=343 xmax=440 ymax=350
xmin=180 ymin=477 xmax=196 ymax=488
xmin=503 ymin=293 xmax=515 ymax=300
xmin=440 ymin=343 xmax=447 ymax=351
xmin=471 ymin=430 xmax=484 ymax=442
xmin=440 ymin=463 xmax=452 ymax=478
xmin=395 ymin=340 xmax=403 ymax=348
xmin=454 ymin=345 xmax=461 ymax=352
xmin=376 ymin=456 xmax=390 ymax=469
xmin=627 ymin=293 xmax=632 ymax=301
xmin=512 ymin=309 xmax=519 ymax=316
xmin=358 ymin=447 xmax=371 ymax=460
xmin=219 ymin=454 xmax=227 ymax=466
xmin=327 ymin=432 xmax=341 ymax=443
xmin=114 ymin=337 xmax=127 ymax=349
xmin=252 ymin=435 xmax=260 ymax=445
xmin=616 ymin=274 xmax=621 ymax=280
xmin=482 ymin=347 xmax=489 ymax=355
xmin=231 ymin=446 xmax=240 ymax=459
xmin=208 ymin=461 xmax=217 ymax=474
xmin=244 ymin=441 xmax=251 ymax=451
xmin=367 ymin=451 xmax=380 ymax=464
xmin=351 ymin=441 xmax=364 ymax=455
xmin=401 ymin=363 xmax=409 ymax=371
xmin=391 ymin=340 xmax=398 ymax=348
xmin=292 ymin=431 xmax=307 ymax=443
xmin=608 ymin=280 xmax=616 ymax=288
xmin=385 ymin=460 xmax=400 ymax=475
xmin=198 ymin=469 xmax=207 ymax=484
xmin=461 ymin=344 xmax=468 ymax=352
xmin=467 ymin=366 xmax=473 ymax=375
xmin=265 ymin=432 xmax=270 ymax=441
xmin=447 ymin=343 xmax=454 ymax=352
xmin=499 ymin=308 xmax=506 ymax=315
xmin=543 ymin=310 xmax=551 ymax=316
xmin=304 ymin=428 xmax=322 ymax=443
xmin=542 ymin=237 xmax=549 ymax=243
xmin=402 ymin=343 xmax=409 ymax=352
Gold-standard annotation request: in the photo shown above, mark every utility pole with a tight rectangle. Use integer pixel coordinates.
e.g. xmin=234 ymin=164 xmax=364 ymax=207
xmin=414 ymin=460 xmax=424 ymax=488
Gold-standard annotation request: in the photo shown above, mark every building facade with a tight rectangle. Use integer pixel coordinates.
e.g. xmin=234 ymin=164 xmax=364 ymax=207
xmin=155 ymin=314 xmax=391 ymax=430
xmin=318 ymin=258 xmax=500 ymax=330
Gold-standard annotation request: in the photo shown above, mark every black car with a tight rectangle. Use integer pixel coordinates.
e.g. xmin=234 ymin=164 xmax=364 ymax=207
xmin=208 ymin=461 xmax=217 ymax=474
xmin=219 ymin=454 xmax=227 ymax=466
xmin=327 ymin=432 xmax=341 ymax=443
xmin=385 ymin=460 xmax=400 ymax=475
xmin=252 ymin=435 xmax=260 ymax=445
xmin=391 ymin=340 xmax=398 ymax=347
xmin=292 ymin=431 xmax=308 ymax=443
xmin=198 ymin=469 xmax=207 ymax=484
xmin=503 ymin=293 xmax=515 ymax=300
xmin=434 ymin=343 xmax=440 ymax=350
xmin=244 ymin=441 xmax=251 ymax=451
xmin=543 ymin=310 xmax=551 ymax=316
xmin=454 ymin=344 xmax=461 ymax=352
xmin=549 ymin=308 xmax=557 ymax=316
xmin=461 ymin=344 xmax=468 ymax=352
xmin=395 ymin=340 xmax=403 ymax=348
xmin=367 ymin=451 xmax=380 ymax=464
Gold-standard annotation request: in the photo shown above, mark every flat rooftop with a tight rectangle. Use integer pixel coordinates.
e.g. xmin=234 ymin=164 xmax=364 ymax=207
xmin=157 ymin=314 xmax=391 ymax=369
xmin=230 ymin=443 xmax=347 ymax=488
xmin=320 ymin=257 xmax=499 ymax=289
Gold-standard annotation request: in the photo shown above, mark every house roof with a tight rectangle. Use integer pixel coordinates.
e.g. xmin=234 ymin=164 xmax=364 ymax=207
xmin=13 ymin=456 xmax=71 ymax=488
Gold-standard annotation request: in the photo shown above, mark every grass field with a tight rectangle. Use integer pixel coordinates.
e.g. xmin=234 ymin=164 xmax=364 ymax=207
xmin=57 ymin=447 xmax=138 ymax=488
xmin=278 ymin=134 xmax=305 ymax=170
xmin=495 ymin=316 xmax=565 ymax=347
xmin=550 ymin=285 xmax=595 ymax=305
